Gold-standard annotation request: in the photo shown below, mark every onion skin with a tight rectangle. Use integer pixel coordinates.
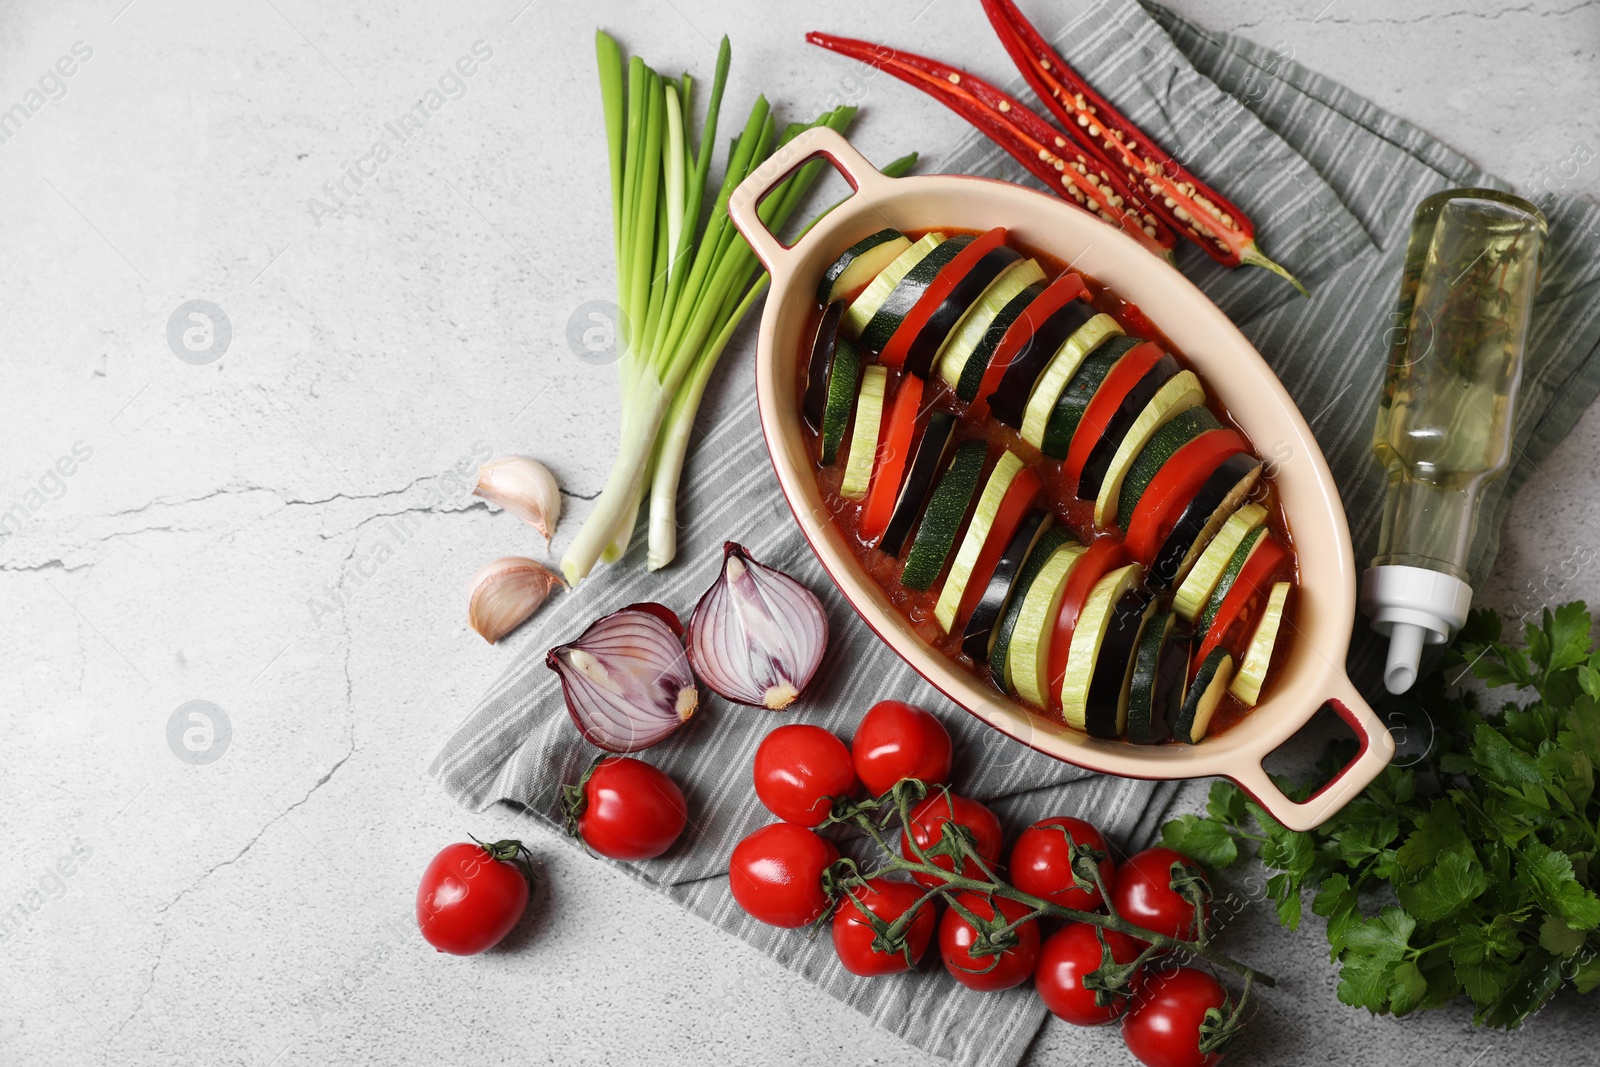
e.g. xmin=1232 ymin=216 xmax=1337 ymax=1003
xmin=686 ymin=542 xmax=829 ymax=710
xmin=547 ymin=602 xmax=698 ymax=752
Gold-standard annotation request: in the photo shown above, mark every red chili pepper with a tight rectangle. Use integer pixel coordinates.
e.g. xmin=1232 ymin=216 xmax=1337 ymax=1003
xmin=1045 ymin=537 xmax=1127 ymax=714
xmin=1196 ymin=534 xmax=1290 ymax=663
xmin=805 ymin=32 xmax=1175 ymax=262
xmin=860 ymin=374 xmax=926 ymax=543
xmin=980 ymin=0 xmax=1305 ymax=293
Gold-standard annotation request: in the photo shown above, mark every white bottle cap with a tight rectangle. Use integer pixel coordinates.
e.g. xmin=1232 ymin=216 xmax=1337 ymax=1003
xmin=1359 ymin=564 xmax=1474 ymax=695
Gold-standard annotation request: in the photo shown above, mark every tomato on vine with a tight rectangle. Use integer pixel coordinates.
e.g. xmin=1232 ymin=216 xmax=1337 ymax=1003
xmin=1009 ymin=816 xmax=1114 ymax=910
xmin=1111 ymin=847 xmax=1211 ymax=944
xmin=939 ymin=892 xmax=1040 ymax=991
xmin=900 ymin=792 xmax=1004 ymax=889
xmin=729 ymin=822 xmax=840 ymax=928
xmin=832 ymin=878 xmax=937 ymax=976
xmin=1122 ymin=966 xmax=1231 ymax=1067
xmin=754 ymin=723 xmax=857 ymax=826
xmin=851 ymin=700 xmax=953 ymax=796
xmin=1036 ymin=922 xmax=1144 ymax=1025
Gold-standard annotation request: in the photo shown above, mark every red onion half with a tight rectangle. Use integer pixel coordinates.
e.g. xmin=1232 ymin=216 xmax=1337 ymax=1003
xmin=686 ymin=542 xmax=829 ymax=709
xmin=547 ymin=602 xmax=699 ymax=752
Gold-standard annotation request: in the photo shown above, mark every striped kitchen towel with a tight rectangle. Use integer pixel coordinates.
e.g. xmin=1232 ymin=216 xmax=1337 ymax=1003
xmin=431 ymin=2 xmax=1600 ymax=1065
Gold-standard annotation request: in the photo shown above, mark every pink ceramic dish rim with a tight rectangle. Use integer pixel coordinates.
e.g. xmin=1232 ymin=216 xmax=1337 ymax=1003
xmin=727 ymin=127 xmax=1393 ymax=831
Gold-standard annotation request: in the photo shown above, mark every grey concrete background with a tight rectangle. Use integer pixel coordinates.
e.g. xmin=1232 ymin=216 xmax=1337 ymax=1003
xmin=2 ymin=1 xmax=1597 ymax=1065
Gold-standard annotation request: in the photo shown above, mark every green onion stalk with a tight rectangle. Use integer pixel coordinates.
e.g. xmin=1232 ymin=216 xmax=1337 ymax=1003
xmin=562 ymin=31 xmax=914 ymax=582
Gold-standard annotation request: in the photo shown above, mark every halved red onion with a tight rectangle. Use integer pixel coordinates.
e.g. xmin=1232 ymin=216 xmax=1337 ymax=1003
xmin=547 ymin=602 xmax=699 ymax=752
xmin=686 ymin=542 xmax=829 ymax=710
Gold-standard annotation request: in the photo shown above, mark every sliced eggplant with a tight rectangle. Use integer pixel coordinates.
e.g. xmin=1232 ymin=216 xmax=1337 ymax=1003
xmin=903 ymin=246 xmax=1022 ymax=378
xmin=1084 ymin=590 xmax=1156 ymax=738
xmin=878 ymin=410 xmax=957 ymax=556
xmin=1077 ymin=352 xmax=1181 ymax=502
xmin=1148 ymin=453 xmax=1263 ymax=590
xmin=987 ymin=299 xmax=1097 ymax=429
xmin=1059 ymin=563 xmax=1145 ymax=730
xmin=960 ymin=508 xmax=1055 ymax=661
xmin=803 ymin=300 xmax=845 ymax=430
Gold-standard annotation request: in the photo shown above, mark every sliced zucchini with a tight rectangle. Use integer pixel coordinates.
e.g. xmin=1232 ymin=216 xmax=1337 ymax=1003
xmin=1039 ymin=335 xmax=1142 ymax=460
xmin=988 ymin=526 xmax=1074 ymax=689
xmin=1078 ymin=353 xmax=1180 ymax=501
xmin=840 ymin=365 xmax=888 ymax=500
xmin=938 ymin=260 xmax=1047 ymax=390
xmin=1172 ymin=647 xmax=1233 ymax=744
xmin=1116 ymin=407 xmax=1222 ymax=526
xmin=1197 ymin=525 xmax=1268 ymax=634
xmin=1005 ymin=540 xmax=1088 ymax=705
xmin=900 ymin=439 xmax=987 ymax=591
xmin=842 ymin=232 xmax=945 ymax=341
xmin=1092 ymin=370 xmax=1207 ymax=528
xmin=859 ymin=235 xmax=973 ymax=353
xmin=1127 ymin=611 xmax=1187 ymax=744
xmin=904 ymin=245 xmax=1022 ymax=377
xmin=1059 ymin=563 xmax=1146 ymax=730
xmin=1084 ymin=591 xmax=1156 ymax=738
xmin=1229 ymin=582 xmax=1291 ymax=706
xmin=933 ymin=450 xmax=1027 ymax=633
xmin=1148 ymin=453 xmax=1262 ymax=590
xmin=960 ymin=508 xmax=1054 ymax=661
xmin=818 ymin=335 xmax=861 ymax=466
xmin=818 ymin=229 xmax=910 ymax=304
xmin=989 ymin=299 xmax=1096 ymax=429
xmin=1173 ymin=503 xmax=1268 ymax=621
xmin=879 ymin=411 xmax=958 ymax=556
xmin=956 ymin=281 xmax=1047 ymax=403
xmin=1019 ymin=313 xmax=1125 ymax=449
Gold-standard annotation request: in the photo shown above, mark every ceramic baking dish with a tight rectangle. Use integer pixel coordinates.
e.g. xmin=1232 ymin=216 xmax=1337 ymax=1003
xmin=727 ymin=127 xmax=1393 ymax=831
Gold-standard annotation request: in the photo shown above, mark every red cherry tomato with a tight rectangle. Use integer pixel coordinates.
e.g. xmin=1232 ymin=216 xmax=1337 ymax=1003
xmin=851 ymin=700 xmax=954 ymax=797
xmin=1009 ymin=816 xmax=1115 ymax=911
xmin=900 ymin=792 xmax=1004 ymax=889
xmin=564 ymin=756 xmax=688 ymax=861
xmin=1112 ymin=848 xmax=1211 ymax=945
xmin=729 ymin=823 xmax=840 ymax=928
xmin=832 ymin=878 xmax=937 ymax=976
xmin=415 ymin=839 xmax=532 ymax=955
xmin=1122 ymin=966 xmax=1229 ymax=1067
xmin=754 ymin=724 xmax=857 ymax=827
xmin=939 ymin=892 xmax=1041 ymax=991
xmin=1036 ymin=922 xmax=1144 ymax=1025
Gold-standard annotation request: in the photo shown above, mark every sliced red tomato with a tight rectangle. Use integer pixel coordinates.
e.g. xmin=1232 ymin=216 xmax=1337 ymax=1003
xmin=1045 ymin=537 xmax=1127 ymax=713
xmin=1196 ymin=535 xmax=1290 ymax=663
xmin=954 ymin=465 xmax=1043 ymax=628
xmin=970 ymin=271 xmax=1087 ymax=417
xmin=879 ymin=226 xmax=1009 ymax=370
xmin=860 ymin=374 xmax=925 ymax=543
xmin=1061 ymin=340 xmax=1165 ymax=486
xmin=1122 ymin=430 xmax=1249 ymax=563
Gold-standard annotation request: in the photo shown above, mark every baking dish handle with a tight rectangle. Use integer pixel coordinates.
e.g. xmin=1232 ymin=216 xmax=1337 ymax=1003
xmin=1229 ymin=674 xmax=1396 ymax=832
xmin=727 ymin=126 xmax=896 ymax=273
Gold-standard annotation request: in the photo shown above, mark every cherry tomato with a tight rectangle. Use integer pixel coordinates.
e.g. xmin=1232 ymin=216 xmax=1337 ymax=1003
xmin=729 ymin=823 xmax=840 ymax=928
xmin=938 ymin=892 xmax=1040 ymax=991
xmin=1035 ymin=922 xmax=1144 ymax=1025
xmin=1009 ymin=816 xmax=1115 ymax=911
xmin=563 ymin=756 xmax=688 ymax=861
xmin=415 ymin=839 xmax=532 ymax=955
xmin=832 ymin=878 xmax=937 ymax=976
xmin=900 ymin=792 xmax=1004 ymax=889
xmin=1112 ymin=848 xmax=1211 ymax=945
xmin=754 ymin=724 xmax=857 ymax=827
xmin=851 ymin=700 xmax=954 ymax=797
xmin=1122 ymin=966 xmax=1229 ymax=1067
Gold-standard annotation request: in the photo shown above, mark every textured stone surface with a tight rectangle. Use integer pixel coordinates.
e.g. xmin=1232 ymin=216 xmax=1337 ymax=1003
xmin=2 ymin=1 xmax=1598 ymax=1065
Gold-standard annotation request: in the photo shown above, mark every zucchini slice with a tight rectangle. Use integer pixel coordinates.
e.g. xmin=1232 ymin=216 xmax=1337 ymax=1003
xmin=879 ymin=410 xmax=958 ymax=557
xmin=1229 ymin=581 xmax=1291 ymax=706
xmin=1196 ymin=525 xmax=1268 ymax=634
xmin=988 ymin=526 xmax=1074 ymax=689
xmin=1019 ymin=313 xmax=1126 ymax=449
xmin=989 ymin=299 xmax=1096 ymax=429
xmin=818 ymin=335 xmax=861 ymax=466
xmin=1059 ymin=563 xmax=1145 ymax=730
xmin=904 ymin=246 xmax=1022 ymax=377
xmin=900 ymin=439 xmax=987 ymax=591
xmin=955 ymin=280 xmax=1047 ymax=403
xmin=803 ymin=301 xmax=846 ymax=431
xmin=1172 ymin=647 xmax=1233 ymax=744
xmin=1116 ymin=407 xmax=1222 ymax=526
xmin=1078 ymin=353 xmax=1180 ymax=502
xmin=1127 ymin=610 xmax=1187 ymax=744
xmin=1092 ymin=370 xmax=1207 ymax=529
xmin=933 ymin=450 xmax=1027 ymax=633
xmin=938 ymin=260 xmax=1047 ymax=390
xmin=1039 ymin=335 xmax=1142 ymax=460
xmin=1149 ymin=453 xmax=1262 ymax=590
xmin=843 ymin=232 xmax=945 ymax=341
xmin=818 ymin=228 xmax=910 ymax=304
xmin=1084 ymin=591 xmax=1156 ymax=739
xmin=1004 ymin=540 xmax=1088 ymax=705
xmin=840 ymin=365 xmax=888 ymax=500
xmin=960 ymin=508 xmax=1054 ymax=661
xmin=1173 ymin=503 xmax=1267 ymax=622
xmin=859 ymin=235 xmax=972 ymax=353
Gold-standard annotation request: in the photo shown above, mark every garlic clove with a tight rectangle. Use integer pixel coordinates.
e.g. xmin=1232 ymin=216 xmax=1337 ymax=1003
xmin=474 ymin=456 xmax=562 ymax=546
xmin=468 ymin=556 xmax=565 ymax=644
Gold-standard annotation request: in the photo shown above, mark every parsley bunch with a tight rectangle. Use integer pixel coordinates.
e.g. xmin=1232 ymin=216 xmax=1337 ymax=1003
xmin=1162 ymin=602 xmax=1600 ymax=1028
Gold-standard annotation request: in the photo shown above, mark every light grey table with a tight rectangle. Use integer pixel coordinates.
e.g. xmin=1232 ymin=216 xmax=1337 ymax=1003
xmin=3 ymin=1 xmax=1597 ymax=1065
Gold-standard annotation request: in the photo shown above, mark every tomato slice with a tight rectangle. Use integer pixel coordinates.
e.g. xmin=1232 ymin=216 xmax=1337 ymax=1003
xmin=1196 ymin=536 xmax=1289 ymax=663
xmin=860 ymin=374 xmax=926 ymax=543
xmin=969 ymin=271 xmax=1087 ymax=417
xmin=954 ymin=466 xmax=1043 ymax=629
xmin=879 ymin=227 xmax=1009 ymax=370
xmin=1061 ymin=340 xmax=1165 ymax=487
xmin=1122 ymin=428 xmax=1249 ymax=563
xmin=1045 ymin=537 xmax=1127 ymax=713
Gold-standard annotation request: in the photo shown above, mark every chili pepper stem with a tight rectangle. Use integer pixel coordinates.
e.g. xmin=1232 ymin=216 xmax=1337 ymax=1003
xmin=1241 ymin=243 xmax=1309 ymax=296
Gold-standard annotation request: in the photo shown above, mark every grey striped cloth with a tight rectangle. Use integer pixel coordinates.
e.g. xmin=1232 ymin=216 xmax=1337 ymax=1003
xmin=431 ymin=3 xmax=1600 ymax=1064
